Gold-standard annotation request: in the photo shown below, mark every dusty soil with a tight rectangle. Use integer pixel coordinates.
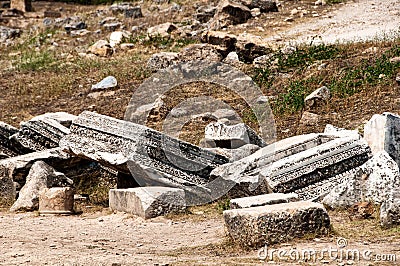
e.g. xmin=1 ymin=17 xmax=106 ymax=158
xmin=1 ymin=0 xmax=400 ymax=265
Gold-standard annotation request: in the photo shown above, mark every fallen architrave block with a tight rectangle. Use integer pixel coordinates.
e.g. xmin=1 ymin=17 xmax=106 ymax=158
xmin=30 ymin=112 xmax=77 ymax=128
xmin=204 ymin=122 xmax=267 ymax=149
xmin=0 ymin=121 xmax=19 ymax=159
xmin=39 ymin=187 xmax=75 ymax=215
xmin=262 ymin=137 xmax=372 ymax=200
xmin=230 ymin=192 xmax=298 ymax=209
xmin=10 ymin=118 xmax=70 ymax=153
xmin=60 ymin=111 xmax=229 ymax=204
xmin=109 ymin=187 xmax=186 ymax=219
xmin=210 ymin=133 xmax=336 ymax=198
xmin=223 ymin=201 xmax=330 ymax=248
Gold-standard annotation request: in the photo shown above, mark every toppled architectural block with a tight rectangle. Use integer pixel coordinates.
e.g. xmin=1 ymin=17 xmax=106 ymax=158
xmin=60 ymin=112 xmax=229 ymax=204
xmin=322 ymin=151 xmax=400 ymax=208
xmin=304 ymin=86 xmax=330 ymax=110
xmin=223 ymin=201 xmax=330 ymax=247
xmin=109 ymin=187 xmax=186 ymax=219
xmin=210 ymin=133 xmax=335 ymax=198
xmin=230 ymin=192 xmax=298 ymax=209
xmin=109 ymin=3 xmax=142 ymax=18
xmin=0 ymin=121 xmax=19 ymax=159
xmin=39 ymin=187 xmax=75 ymax=215
xmin=262 ymin=137 xmax=371 ymax=200
xmin=31 ymin=112 xmax=77 ymax=128
xmin=364 ymin=112 xmax=400 ymax=166
xmin=239 ymin=0 xmax=278 ymax=12
xmin=204 ymin=122 xmax=266 ymax=149
xmin=10 ymin=161 xmax=72 ymax=212
xmin=10 ymin=118 xmax=70 ymax=153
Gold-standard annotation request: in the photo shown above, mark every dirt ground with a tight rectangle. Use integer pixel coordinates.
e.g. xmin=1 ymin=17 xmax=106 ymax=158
xmin=1 ymin=0 xmax=400 ymax=265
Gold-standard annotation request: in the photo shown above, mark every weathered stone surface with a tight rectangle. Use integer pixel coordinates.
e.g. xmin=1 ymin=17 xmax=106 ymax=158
xmin=10 ymin=118 xmax=70 ymax=153
xmin=223 ymin=201 xmax=330 ymax=247
xmin=262 ymin=137 xmax=371 ymax=200
xmin=147 ymin=22 xmax=177 ymax=38
xmin=194 ymin=5 xmax=217 ymax=23
xmin=30 ymin=112 xmax=77 ymax=128
xmin=109 ymin=3 xmax=142 ymax=18
xmin=60 ymin=111 xmax=229 ymax=204
xmin=109 ymin=31 xmax=129 ymax=48
xmin=207 ymin=144 xmax=260 ymax=162
xmin=91 ymin=76 xmax=118 ymax=90
xmin=242 ymin=0 xmax=278 ymax=12
xmin=364 ymin=112 xmax=400 ymax=166
xmin=230 ymin=192 xmax=298 ymax=209
xmin=39 ymin=187 xmax=74 ymax=214
xmin=10 ymin=161 xmax=72 ymax=212
xmin=146 ymin=52 xmax=179 ymax=72
xmin=109 ymin=187 xmax=186 ymax=219
xmin=380 ymin=198 xmax=400 ymax=228
xmin=210 ymin=0 xmax=252 ymax=29
xmin=210 ymin=133 xmax=336 ymax=198
xmin=178 ymin=44 xmax=223 ymax=63
xmin=299 ymin=111 xmax=320 ymax=126
xmin=204 ymin=122 xmax=266 ymax=149
xmin=304 ymin=86 xmax=330 ymax=110
xmin=322 ymin=151 xmax=400 ymax=208
xmin=88 ymin=40 xmax=113 ymax=57
xmin=0 ymin=121 xmax=18 ymax=159
xmin=0 ymin=148 xmax=83 ymax=188
xmin=324 ymin=124 xmax=361 ymax=139
xmin=10 ymin=0 xmax=31 ymax=12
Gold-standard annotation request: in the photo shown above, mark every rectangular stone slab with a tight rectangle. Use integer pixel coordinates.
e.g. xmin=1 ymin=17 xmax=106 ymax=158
xmin=223 ymin=201 xmax=330 ymax=247
xmin=60 ymin=111 xmax=229 ymax=203
xmin=109 ymin=187 xmax=186 ymax=219
xmin=261 ymin=137 xmax=372 ymax=200
xmin=230 ymin=192 xmax=298 ymax=209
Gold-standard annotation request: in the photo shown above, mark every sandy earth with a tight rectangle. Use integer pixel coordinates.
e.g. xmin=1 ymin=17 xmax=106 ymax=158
xmin=270 ymin=0 xmax=400 ymax=44
xmin=2 ymin=0 xmax=400 ymax=265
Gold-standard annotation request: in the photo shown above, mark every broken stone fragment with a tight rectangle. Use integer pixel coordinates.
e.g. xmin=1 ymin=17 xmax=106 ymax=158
xmin=109 ymin=3 xmax=142 ymax=19
xmin=324 ymin=124 xmax=361 ymax=139
xmin=10 ymin=118 xmax=70 ymax=153
xmin=30 ymin=112 xmax=77 ymax=128
xmin=230 ymin=192 xmax=298 ymax=209
xmin=178 ymin=44 xmax=223 ymax=63
xmin=10 ymin=0 xmax=32 ymax=12
xmin=322 ymin=151 xmax=400 ymax=208
xmin=109 ymin=187 xmax=186 ymax=219
xmin=0 ymin=26 xmax=21 ymax=43
xmin=204 ymin=122 xmax=266 ymax=149
xmin=206 ymin=144 xmax=260 ymax=162
xmin=210 ymin=0 xmax=252 ymax=29
xmin=304 ymin=86 xmax=330 ymax=110
xmin=262 ymin=137 xmax=371 ymax=200
xmin=210 ymin=133 xmax=336 ymax=199
xmin=299 ymin=111 xmax=320 ymax=126
xmin=223 ymin=201 xmax=330 ymax=247
xmin=39 ymin=187 xmax=75 ymax=215
xmin=380 ymin=198 xmax=400 ymax=229
xmin=364 ymin=112 xmax=400 ymax=166
xmin=10 ymin=161 xmax=72 ymax=212
xmin=88 ymin=40 xmax=113 ymax=57
xmin=91 ymin=76 xmax=118 ymax=90
xmin=147 ymin=22 xmax=177 ymax=38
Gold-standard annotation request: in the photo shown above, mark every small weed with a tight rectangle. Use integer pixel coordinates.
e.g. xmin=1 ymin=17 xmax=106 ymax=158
xmin=16 ymin=51 xmax=56 ymax=71
xmin=216 ymin=198 xmax=231 ymax=213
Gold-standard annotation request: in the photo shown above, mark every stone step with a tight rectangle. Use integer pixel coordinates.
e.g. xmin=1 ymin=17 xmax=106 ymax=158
xmin=109 ymin=187 xmax=186 ymax=219
xmin=223 ymin=201 xmax=330 ymax=247
xmin=230 ymin=192 xmax=298 ymax=209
